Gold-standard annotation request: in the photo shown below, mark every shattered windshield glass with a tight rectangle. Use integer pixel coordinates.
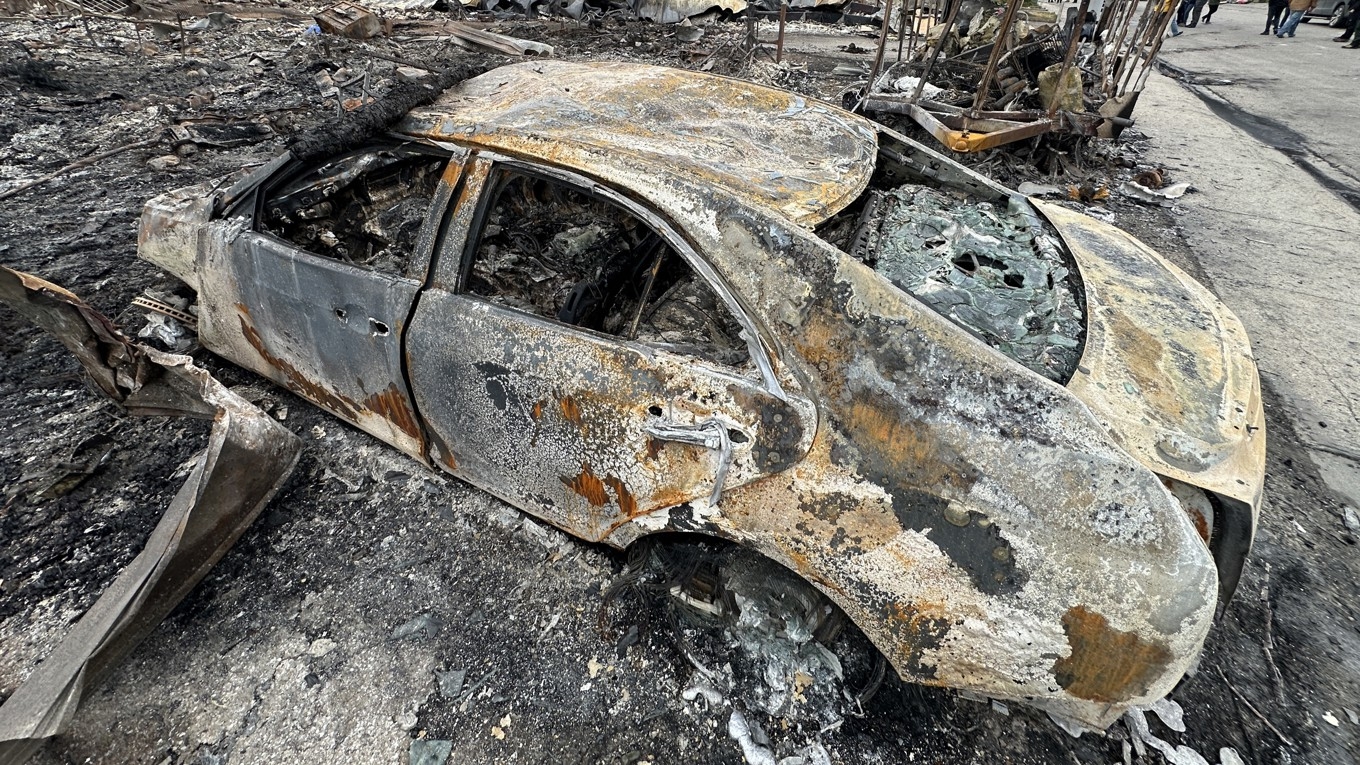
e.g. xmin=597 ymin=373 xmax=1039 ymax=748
xmin=822 ymin=183 xmax=1085 ymax=383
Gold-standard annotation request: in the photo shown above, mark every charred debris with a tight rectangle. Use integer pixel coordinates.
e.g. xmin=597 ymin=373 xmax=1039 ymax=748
xmin=8 ymin=0 xmax=1178 ymax=159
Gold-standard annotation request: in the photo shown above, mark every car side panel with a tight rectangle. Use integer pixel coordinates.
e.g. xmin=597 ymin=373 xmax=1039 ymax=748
xmin=406 ymin=294 xmax=813 ymax=543
xmin=196 ymin=229 xmax=427 ymax=458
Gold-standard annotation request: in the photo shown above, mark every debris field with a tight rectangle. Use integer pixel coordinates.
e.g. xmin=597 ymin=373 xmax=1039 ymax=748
xmin=1 ymin=2 xmax=1358 ymax=765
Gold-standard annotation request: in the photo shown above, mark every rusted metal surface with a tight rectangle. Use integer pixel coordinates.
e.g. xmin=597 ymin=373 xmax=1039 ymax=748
xmin=1034 ymin=201 xmax=1265 ymax=514
xmin=198 ymin=232 xmax=430 ymax=458
xmin=860 ymin=0 xmax=1176 ymax=152
xmin=133 ymin=62 xmax=1264 ymax=731
xmin=906 ymin=102 xmax=1056 ymax=152
xmin=0 ymin=267 xmax=300 ymax=763
xmin=397 ymin=62 xmax=878 ymax=228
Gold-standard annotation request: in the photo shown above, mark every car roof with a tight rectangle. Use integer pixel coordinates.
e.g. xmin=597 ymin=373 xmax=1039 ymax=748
xmin=396 ymin=61 xmax=879 ymax=227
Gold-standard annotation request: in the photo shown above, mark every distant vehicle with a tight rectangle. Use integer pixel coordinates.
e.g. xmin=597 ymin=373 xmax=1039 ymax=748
xmin=137 ymin=61 xmax=1265 ymax=731
xmin=1304 ymin=0 xmax=1350 ymax=25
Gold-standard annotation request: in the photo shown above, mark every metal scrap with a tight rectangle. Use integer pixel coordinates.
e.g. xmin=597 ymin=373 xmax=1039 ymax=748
xmin=857 ymin=0 xmax=1178 ymax=152
xmin=0 ymin=267 xmax=301 ymax=763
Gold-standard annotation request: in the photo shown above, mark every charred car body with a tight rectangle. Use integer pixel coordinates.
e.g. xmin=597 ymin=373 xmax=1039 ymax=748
xmin=136 ymin=61 xmax=1264 ymax=729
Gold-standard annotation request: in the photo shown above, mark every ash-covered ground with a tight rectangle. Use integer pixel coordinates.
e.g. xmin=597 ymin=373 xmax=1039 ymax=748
xmin=1 ymin=7 xmax=1357 ymax=765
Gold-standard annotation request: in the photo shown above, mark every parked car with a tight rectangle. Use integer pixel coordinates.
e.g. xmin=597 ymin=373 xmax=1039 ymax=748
xmin=137 ymin=60 xmax=1265 ymax=730
xmin=1305 ymin=0 xmax=1350 ymax=25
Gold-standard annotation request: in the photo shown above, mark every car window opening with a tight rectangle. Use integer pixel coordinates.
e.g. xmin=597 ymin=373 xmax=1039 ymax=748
xmin=818 ymin=155 xmax=1086 ymax=384
xmin=467 ymin=171 xmax=753 ymax=371
xmin=261 ymin=146 xmax=445 ymax=277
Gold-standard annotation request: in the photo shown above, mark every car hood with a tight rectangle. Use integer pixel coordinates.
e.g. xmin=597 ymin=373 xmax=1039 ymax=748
xmin=1034 ymin=200 xmax=1265 ymax=514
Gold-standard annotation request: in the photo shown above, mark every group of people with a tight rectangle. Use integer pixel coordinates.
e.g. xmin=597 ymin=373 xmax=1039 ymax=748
xmin=1263 ymin=0 xmax=1359 ymax=41
xmin=1163 ymin=0 xmax=1358 ymax=43
xmin=1166 ymin=0 xmax=1219 ymax=35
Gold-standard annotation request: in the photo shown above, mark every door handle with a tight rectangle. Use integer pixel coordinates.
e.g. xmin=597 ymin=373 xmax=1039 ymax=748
xmin=644 ymin=418 xmax=733 ymax=506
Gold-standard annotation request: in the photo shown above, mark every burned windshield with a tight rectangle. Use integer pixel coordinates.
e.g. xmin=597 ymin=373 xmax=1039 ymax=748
xmin=819 ymin=174 xmax=1085 ymax=383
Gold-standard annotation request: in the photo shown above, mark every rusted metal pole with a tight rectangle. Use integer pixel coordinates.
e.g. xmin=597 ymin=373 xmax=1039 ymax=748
xmin=1102 ymin=0 xmax=1143 ymax=95
xmin=777 ymin=1 xmax=787 ymax=63
xmin=895 ymin=0 xmax=910 ymax=61
xmin=1111 ymin=0 xmax=1156 ymax=95
xmin=1130 ymin=0 xmax=1175 ymax=90
xmin=857 ymin=0 xmax=896 ymax=112
xmin=1045 ymin=0 xmax=1091 ymax=117
xmin=1121 ymin=3 xmax=1175 ymax=98
xmin=968 ymin=0 xmax=1025 ymax=117
xmin=910 ymin=0 xmax=963 ymax=102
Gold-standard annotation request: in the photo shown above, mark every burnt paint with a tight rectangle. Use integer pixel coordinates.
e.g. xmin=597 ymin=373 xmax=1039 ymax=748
xmin=1051 ymin=605 xmax=1172 ymax=703
xmin=734 ymin=388 xmax=804 ymax=473
xmin=880 ymin=601 xmax=950 ymax=680
xmin=829 ymin=384 xmax=1025 ymax=596
xmin=604 ymin=476 xmax=638 ymax=517
xmin=561 ymin=464 xmax=640 ymax=518
xmin=560 ymin=395 xmax=584 ymax=426
xmin=474 ymin=360 xmax=521 ymax=416
xmin=363 ymin=384 xmax=422 ymax=439
xmin=562 ymin=463 xmax=609 ymax=506
xmin=239 ymin=312 xmax=360 ymax=421
xmin=893 ymin=498 xmax=1026 ymax=596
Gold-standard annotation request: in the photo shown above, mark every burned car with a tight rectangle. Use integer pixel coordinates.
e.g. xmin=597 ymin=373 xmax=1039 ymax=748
xmin=135 ymin=61 xmax=1264 ymax=730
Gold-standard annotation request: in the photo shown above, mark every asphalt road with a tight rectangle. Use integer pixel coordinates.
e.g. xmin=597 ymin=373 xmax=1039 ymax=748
xmin=1142 ymin=7 xmax=1360 ymax=509
xmin=1158 ymin=1 xmax=1360 ymax=204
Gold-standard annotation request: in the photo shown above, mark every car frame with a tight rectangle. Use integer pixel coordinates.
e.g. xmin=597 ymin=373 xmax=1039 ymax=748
xmin=136 ymin=60 xmax=1265 ymax=730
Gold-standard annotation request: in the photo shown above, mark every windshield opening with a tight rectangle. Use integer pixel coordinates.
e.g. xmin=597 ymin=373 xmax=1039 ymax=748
xmin=816 ymin=141 xmax=1086 ymax=384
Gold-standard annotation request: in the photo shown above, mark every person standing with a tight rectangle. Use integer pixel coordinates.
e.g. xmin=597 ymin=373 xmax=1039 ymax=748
xmin=1163 ymin=0 xmax=1184 ymax=35
xmin=1333 ymin=0 xmax=1360 ymax=42
xmin=1277 ymin=0 xmax=1316 ymax=36
xmin=1177 ymin=0 xmax=1196 ymax=25
xmin=1262 ymin=0 xmax=1289 ymax=32
xmin=1187 ymin=0 xmax=1209 ymax=25
xmin=1203 ymin=0 xmax=1220 ymax=23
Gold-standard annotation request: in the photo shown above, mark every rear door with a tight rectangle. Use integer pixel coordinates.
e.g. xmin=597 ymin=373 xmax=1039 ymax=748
xmin=196 ymin=143 xmax=465 ymax=458
xmin=405 ymin=157 xmax=815 ymax=543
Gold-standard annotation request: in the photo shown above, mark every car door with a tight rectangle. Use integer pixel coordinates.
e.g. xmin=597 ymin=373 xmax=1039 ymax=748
xmin=405 ymin=156 xmax=817 ymax=544
xmin=195 ymin=142 xmax=467 ymax=459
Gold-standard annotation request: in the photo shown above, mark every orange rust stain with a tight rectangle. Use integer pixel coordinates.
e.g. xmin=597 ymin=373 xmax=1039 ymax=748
xmin=845 ymin=399 xmax=971 ymax=491
xmin=1107 ymin=311 xmax=1181 ymax=416
xmin=562 ymin=463 xmax=609 ymax=506
xmin=644 ymin=437 xmax=663 ymax=461
xmin=888 ymin=547 xmax=916 ymax=572
xmin=786 ymin=549 xmax=813 ymax=575
xmin=237 ymin=312 xmax=359 ymax=420
xmin=559 ymin=395 xmax=583 ymax=426
xmin=1052 ymin=606 xmax=1172 ymax=704
xmin=363 ymin=384 xmax=422 ymax=440
xmin=1186 ymin=506 xmax=1210 ymax=543
xmin=442 ymin=450 xmax=459 ymax=471
xmin=646 ymin=485 xmax=701 ymax=513
xmin=604 ymin=476 xmax=638 ymax=517
xmin=531 ymin=400 xmax=544 ymax=420
xmin=791 ymin=313 xmax=854 ymax=385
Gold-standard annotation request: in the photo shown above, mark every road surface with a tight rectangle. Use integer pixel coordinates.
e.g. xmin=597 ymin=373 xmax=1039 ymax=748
xmin=1147 ymin=5 xmax=1360 ymax=508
